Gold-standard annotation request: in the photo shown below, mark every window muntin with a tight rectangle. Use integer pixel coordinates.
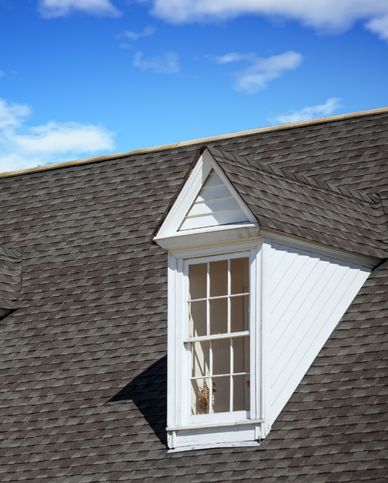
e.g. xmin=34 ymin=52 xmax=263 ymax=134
xmin=186 ymin=257 xmax=250 ymax=416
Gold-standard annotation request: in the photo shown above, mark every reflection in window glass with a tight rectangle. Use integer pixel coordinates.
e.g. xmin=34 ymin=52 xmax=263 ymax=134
xmin=212 ymin=339 xmax=230 ymax=375
xmin=210 ymin=298 xmax=227 ymax=334
xmin=189 ymin=263 xmax=207 ymax=299
xmin=233 ymin=374 xmax=250 ymax=411
xmin=231 ymin=295 xmax=249 ymax=332
xmin=188 ymin=300 xmax=206 ymax=337
xmin=233 ymin=337 xmax=250 ymax=374
xmin=210 ymin=260 xmax=227 ymax=297
xmin=191 ymin=341 xmax=210 ymax=378
xmin=231 ymin=258 xmax=249 ymax=294
xmin=213 ymin=376 xmax=229 ymax=413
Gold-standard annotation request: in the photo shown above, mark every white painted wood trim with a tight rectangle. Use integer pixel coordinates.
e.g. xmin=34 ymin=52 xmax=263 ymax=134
xmin=261 ymin=229 xmax=378 ymax=269
xmin=154 ymin=148 xmax=257 ymax=244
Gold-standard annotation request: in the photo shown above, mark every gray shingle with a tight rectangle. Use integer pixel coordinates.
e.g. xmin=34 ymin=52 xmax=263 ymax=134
xmin=0 ymin=111 xmax=387 ymax=480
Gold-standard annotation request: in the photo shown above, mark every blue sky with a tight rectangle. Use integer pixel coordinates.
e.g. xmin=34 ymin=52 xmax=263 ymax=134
xmin=1 ymin=0 xmax=388 ymax=172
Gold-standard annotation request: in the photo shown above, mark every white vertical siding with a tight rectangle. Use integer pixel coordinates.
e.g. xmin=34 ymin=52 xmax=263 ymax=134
xmin=266 ymin=240 xmax=371 ymax=426
xmin=179 ymin=171 xmax=249 ymax=231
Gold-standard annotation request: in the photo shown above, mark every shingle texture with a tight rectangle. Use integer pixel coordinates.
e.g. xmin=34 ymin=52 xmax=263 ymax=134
xmin=0 ymin=111 xmax=387 ymax=481
xmin=209 ymin=146 xmax=388 ymax=258
xmin=0 ymin=247 xmax=21 ymax=319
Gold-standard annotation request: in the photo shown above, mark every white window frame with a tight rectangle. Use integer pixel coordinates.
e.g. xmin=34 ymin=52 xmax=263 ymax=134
xmin=166 ymin=240 xmax=263 ymax=450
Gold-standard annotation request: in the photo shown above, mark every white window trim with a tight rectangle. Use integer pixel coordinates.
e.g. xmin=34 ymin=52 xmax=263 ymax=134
xmin=166 ymin=239 xmax=263 ymax=450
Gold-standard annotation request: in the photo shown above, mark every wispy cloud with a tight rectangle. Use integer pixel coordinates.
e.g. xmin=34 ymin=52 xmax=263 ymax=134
xmin=0 ymin=97 xmax=115 ymax=173
xmin=150 ymin=0 xmax=388 ymax=40
xmin=269 ymin=98 xmax=342 ymax=124
xmin=213 ymin=51 xmax=302 ymax=94
xmin=213 ymin=52 xmax=255 ymax=64
xmin=121 ymin=26 xmax=156 ymax=42
xmin=132 ymin=51 xmax=180 ymax=74
xmin=39 ymin=0 xmax=120 ymax=18
xmin=0 ymin=69 xmax=17 ymax=80
xmin=366 ymin=15 xmax=388 ymax=41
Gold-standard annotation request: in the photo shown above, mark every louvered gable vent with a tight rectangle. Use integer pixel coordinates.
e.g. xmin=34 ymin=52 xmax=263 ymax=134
xmin=179 ymin=170 xmax=249 ymax=231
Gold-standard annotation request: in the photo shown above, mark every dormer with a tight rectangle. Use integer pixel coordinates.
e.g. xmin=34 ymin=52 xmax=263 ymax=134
xmin=154 ymin=147 xmax=383 ymax=451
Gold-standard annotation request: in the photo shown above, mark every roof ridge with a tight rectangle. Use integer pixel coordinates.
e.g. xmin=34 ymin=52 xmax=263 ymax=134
xmin=1 ymin=107 xmax=388 ymax=179
xmin=209 ymin=146 xmax=382 ymax=207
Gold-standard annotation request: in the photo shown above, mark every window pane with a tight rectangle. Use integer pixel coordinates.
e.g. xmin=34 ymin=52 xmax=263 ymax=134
xmin=191 ymin=341 xmax=210 ymax=378
xmin=233 ymin=374 xmax=250 ymax=411
xmin=233 ymin=336 xmax=250 ymax=374
xmin=231 ymin=257 xmax=249 ymax=294
xmin=209 ymin=298 xmax=227 ymax=334
xmin=212 ymin=339 xmax=230 ymax=375
xmin=210 ymin=260 xmax=228 ymax=297
xmin=188 ymin=300 xmax=207 ymax=337
xmin=213 ymin=376 xmax=230 ymax=413
xmin=231 ymin=295 xmax=249 ymax=332
xmin=189 ymin=263 xmax=207 ymax=300
xmin=191 ymin=378 xmax=212 ymax=415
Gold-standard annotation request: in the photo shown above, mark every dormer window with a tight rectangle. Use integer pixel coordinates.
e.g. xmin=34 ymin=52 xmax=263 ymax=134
xmin=154 ymin=147 xmax=375 ymax=451
xmin=188 ymin=255 xmax=250 ymax=418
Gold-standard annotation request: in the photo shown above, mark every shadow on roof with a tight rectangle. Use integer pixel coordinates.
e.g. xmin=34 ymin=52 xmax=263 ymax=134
xmin=108 ymin=355 xmax=168 ymax=447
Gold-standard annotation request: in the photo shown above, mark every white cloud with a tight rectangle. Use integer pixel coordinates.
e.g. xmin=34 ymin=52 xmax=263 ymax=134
xmin=0 ymin=97 xmax=115 ymax=173
xmin=150 ymin=0 xmax=388 ymax=39
xmin=121 ymin=26 xmax=156 ymax=41
xmin=270 ymin=98 xmax=342 ymax=124
xmin=213 ymin=51 xmax=302 ymax=94
xmin=366 ymin=15 xmax=388 ymax=41
xmin=39 ymin=0 xmax=120 ymax=18
xmin=132 ymin=51 xmax=180 ymax=74
xmin=214 ymin=52 xmax=254 ymax=64
xmin=0 ymin=98 xmax=31 ymax=129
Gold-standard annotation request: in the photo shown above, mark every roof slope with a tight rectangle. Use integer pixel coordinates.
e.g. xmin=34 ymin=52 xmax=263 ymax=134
xmin=0 ymin=111 xmax=387 ymax=480
xmin=209 ymin=146 xmax=388 ymax=258
xmin=0 ymin=247 xmax=21 ymax=319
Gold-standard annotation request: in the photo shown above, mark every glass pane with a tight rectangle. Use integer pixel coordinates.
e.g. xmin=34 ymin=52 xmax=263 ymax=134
xmin=191 ymin=378 xmax=212 ymax=415
xmin=233 ymin=374 xmax=250 ymax=411
xmin=191 ymin=341 xmax=210 ymax=378
xmin=188 ymin=300 xmax=207 ymax=337
xmin=210 ymin=260 xmax=228 ymax=297
xmin=209 ymin=298 xmax=227 ymax=334
xmin=231 ymin=295 xmax=249 ymax=332
xmin=189 ymin=263 xmax=207 ymax=300
xmin=233 ymin=336 xmax=250 ymax=374
xmin=231 ymin=257 xmax=249 ymax=294
xmin=212 ymin=339 xmax=230 ymax=375
xmin=213 ymin=376 xmax=230 ymax=413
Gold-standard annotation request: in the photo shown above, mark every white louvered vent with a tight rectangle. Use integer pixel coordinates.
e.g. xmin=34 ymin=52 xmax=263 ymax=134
xmin=179 ymin=171 xmax=249 ymax=231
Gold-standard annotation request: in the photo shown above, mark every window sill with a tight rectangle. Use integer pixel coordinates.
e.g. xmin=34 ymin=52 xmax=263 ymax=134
xmin=168 ymin=440 xmax=261 ymax=453
xmin=167 ymin=419 xmax=264 ymax=450
xmin=167 ymin=418 xmax=263 ymax=432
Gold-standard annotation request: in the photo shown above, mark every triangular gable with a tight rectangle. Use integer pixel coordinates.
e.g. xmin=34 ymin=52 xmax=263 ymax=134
xmin=179 ymin=170 xmax=249 ymax=231
xmin=154 ymin=148 xmax=257 ymax=244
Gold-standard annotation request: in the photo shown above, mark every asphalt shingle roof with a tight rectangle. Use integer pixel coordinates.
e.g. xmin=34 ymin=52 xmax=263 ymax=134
xmin=0 ymin=247 xmax=21 ymax=319
xmin=0 ymin=110 xmax=387 ymax=481
xmin=210 ymin=146 xmax=388 ymax=258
